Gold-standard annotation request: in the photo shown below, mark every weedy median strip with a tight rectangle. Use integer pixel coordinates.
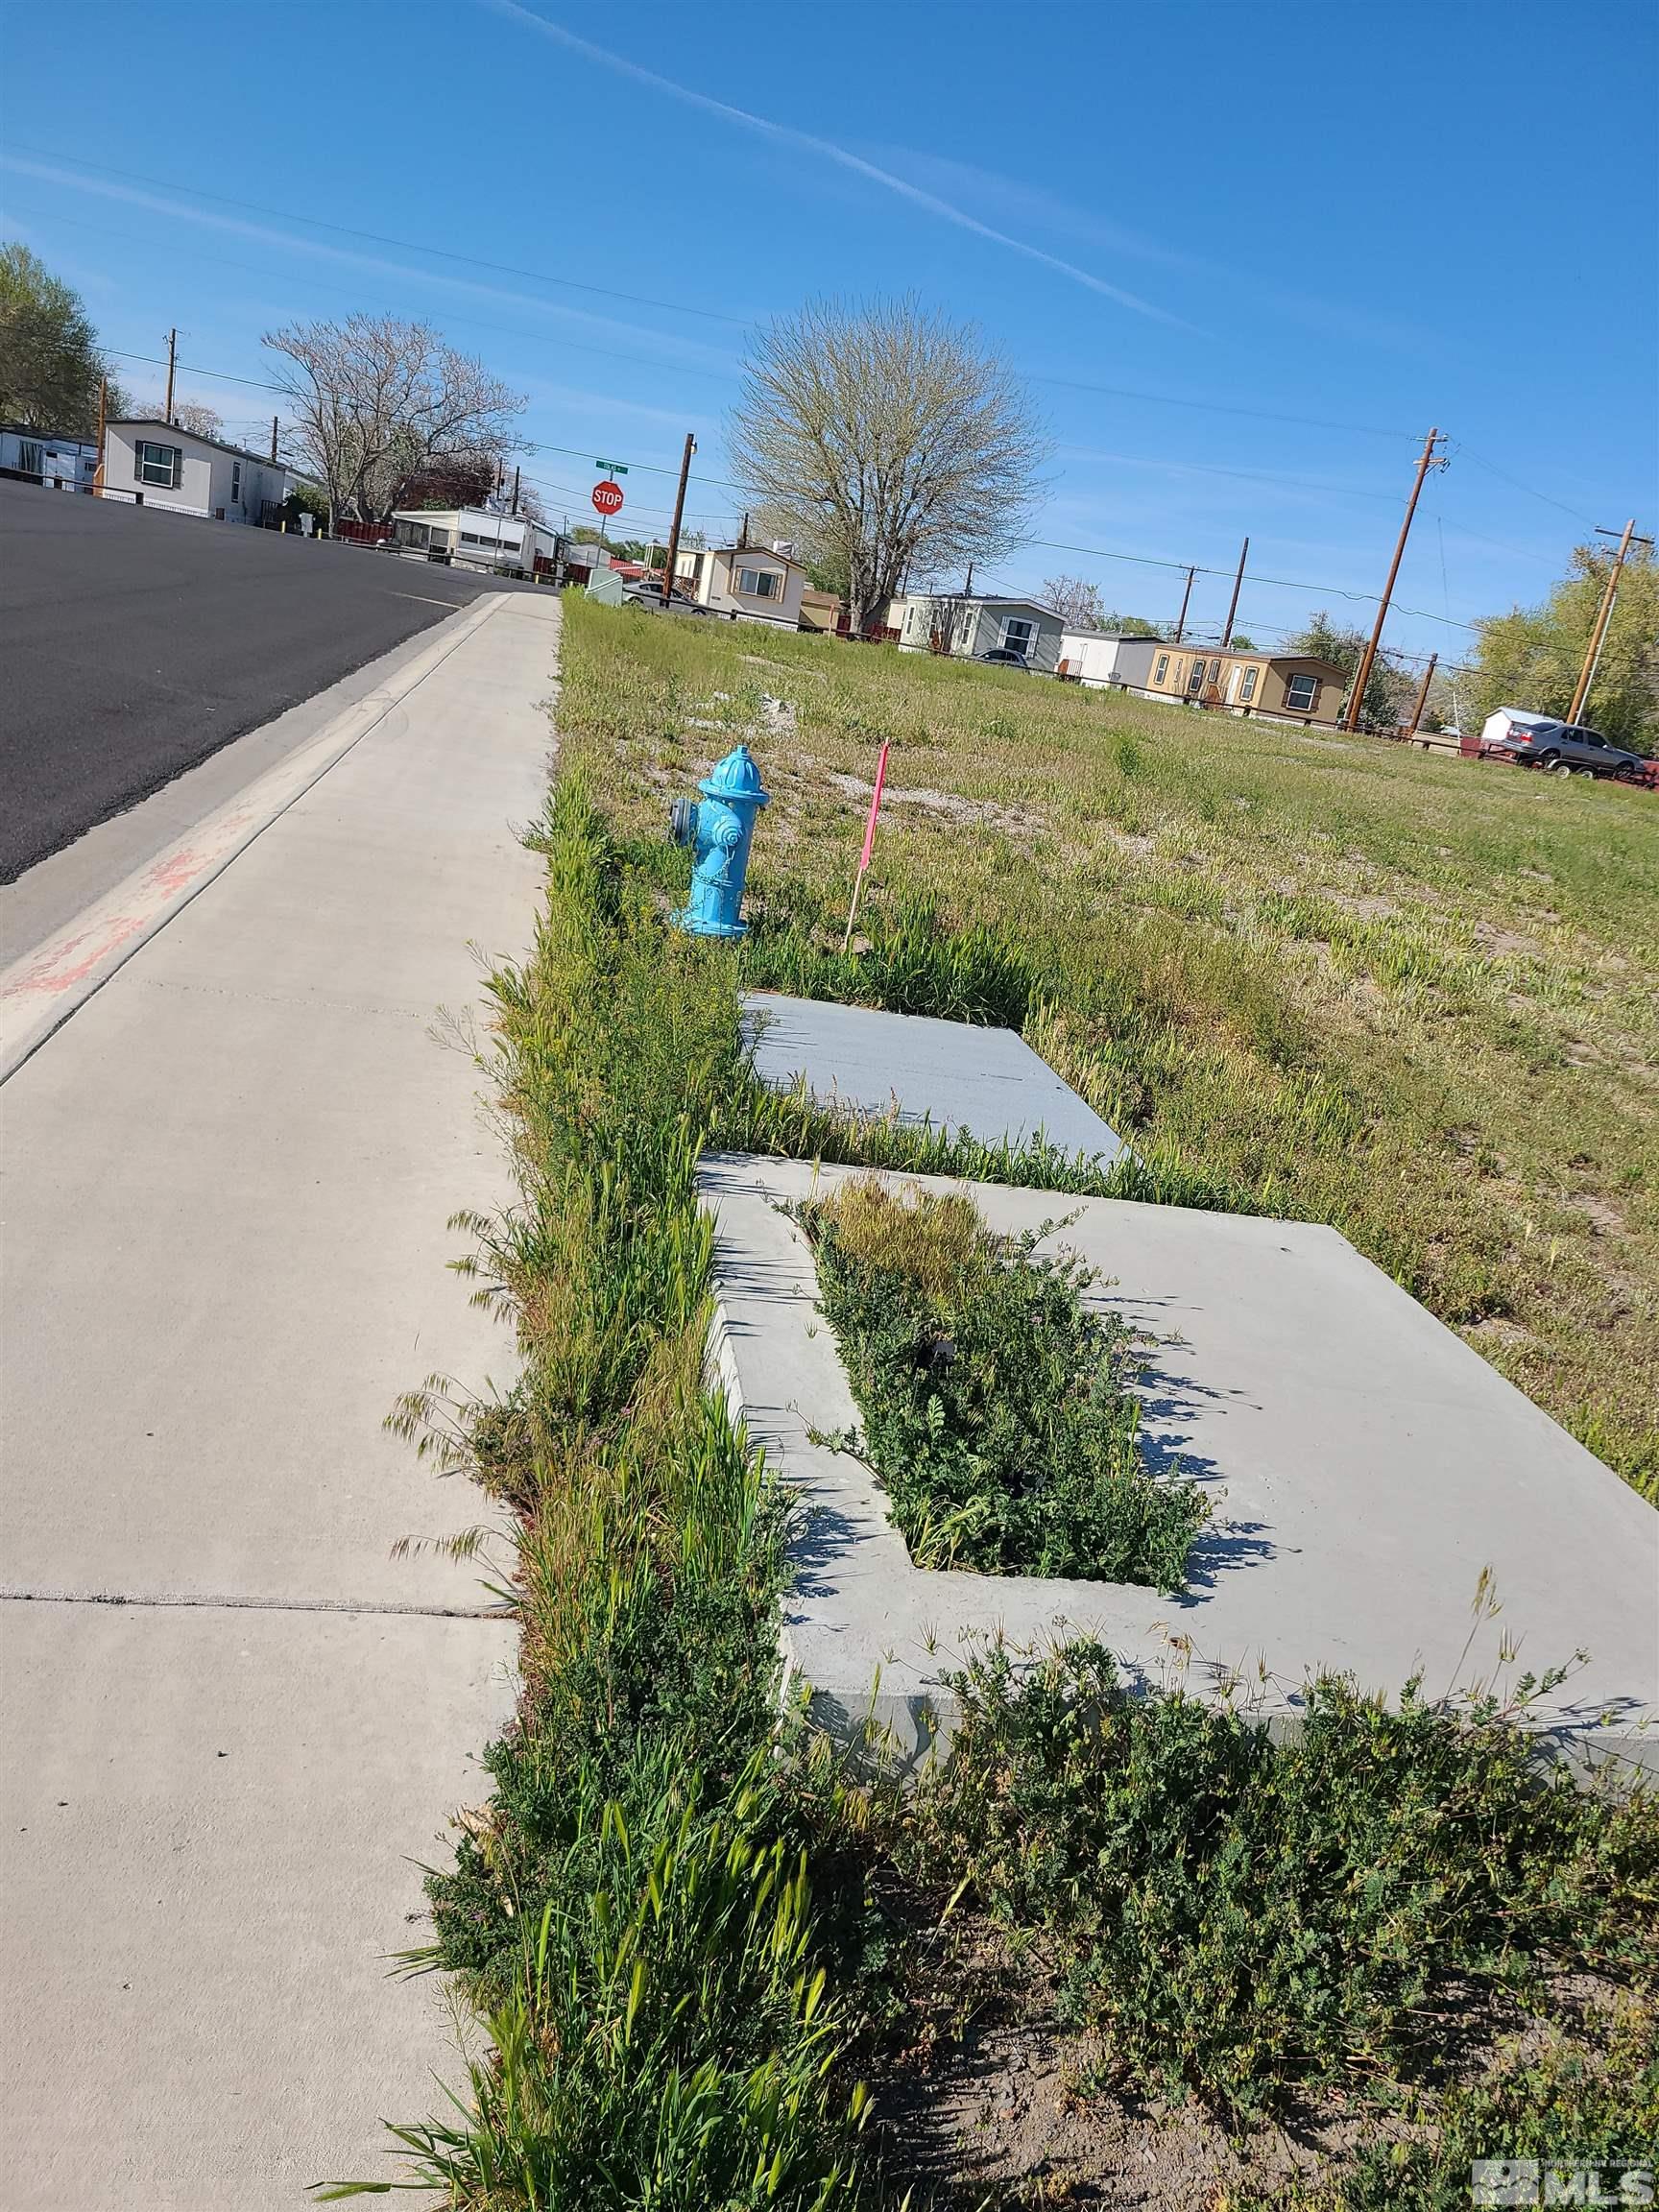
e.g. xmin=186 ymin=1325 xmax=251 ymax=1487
xmin=321 ymin=767 xmax=890 ymax=2207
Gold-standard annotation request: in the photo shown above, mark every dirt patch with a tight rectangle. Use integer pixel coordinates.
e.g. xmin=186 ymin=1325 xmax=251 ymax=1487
xmin=1466 ymin=1315 xmax=1533 ymax=1349
xmin=1474 ymin=920 xmax=1545 ymax=961
xmin=1567 ymin=1190 xmax=1627 ymax=1238
xmin=873 ymin=1924 xmax=1396 ymax=2209
xmin=1333 ymin=891 xmax=1401 ymax=923
xmin=828 ymin=771 xmax=1045 ymax=839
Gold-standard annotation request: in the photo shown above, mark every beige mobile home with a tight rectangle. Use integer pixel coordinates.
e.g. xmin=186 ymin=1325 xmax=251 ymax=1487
xmin=1143 ymin=645 xmax=1349 ymax=726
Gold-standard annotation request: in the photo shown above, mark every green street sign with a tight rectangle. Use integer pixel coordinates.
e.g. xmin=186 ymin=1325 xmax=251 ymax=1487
xmin=594 ymin=458 xmax=630 ymax=474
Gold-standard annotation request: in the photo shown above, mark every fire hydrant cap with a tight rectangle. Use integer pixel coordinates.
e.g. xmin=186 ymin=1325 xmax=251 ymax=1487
xmin=699 ymin=743 xmax=770 ymax=806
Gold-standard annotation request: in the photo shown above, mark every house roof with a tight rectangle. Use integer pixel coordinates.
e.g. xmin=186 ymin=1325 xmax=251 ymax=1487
xmin=109 ymin=419 xmax=286 ymax=470
xmin=713 ymin=543 xmax=808 ymax=570
xmin=391 ymin=506 xmax=527 ymax=529
xmin=912 ymin=592 xmax=1064 ymax=621
xmin=2 ymin=421 xmax=98 ymax=447
xmin=1208 ymin=647 xmax=1349 ymax=675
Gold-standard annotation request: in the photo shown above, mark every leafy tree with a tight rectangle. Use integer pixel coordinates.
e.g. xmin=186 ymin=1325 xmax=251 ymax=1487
xmin=1285 ymin=610 xmax=1412 ymax=731
xmin=728 ymin=295 xmax=1045 ymax=638
xmin=1227 ymin=631 xmax=1256 ymax=650
xmin=1464 ymin=545 xmax=1658 ymax=751
xmin=0 ymin=243 xmax=123 ymax=437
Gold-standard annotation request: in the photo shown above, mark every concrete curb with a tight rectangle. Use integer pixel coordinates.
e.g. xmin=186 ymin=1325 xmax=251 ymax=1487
xmin=0 ymin=590 xmax=510 ymax=1084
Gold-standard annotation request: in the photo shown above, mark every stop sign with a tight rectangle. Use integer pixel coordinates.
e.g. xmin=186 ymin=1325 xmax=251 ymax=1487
xmin=591 ymin=478 xmax=625 ymax=517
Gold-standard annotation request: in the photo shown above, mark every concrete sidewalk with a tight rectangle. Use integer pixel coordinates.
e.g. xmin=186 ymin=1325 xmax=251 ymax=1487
xmin=0 ymin=590 xmax=557 ymax=2206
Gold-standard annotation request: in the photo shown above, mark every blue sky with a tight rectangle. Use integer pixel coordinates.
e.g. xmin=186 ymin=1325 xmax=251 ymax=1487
xmin=5 ymin=0 xmax=1654 ymax=667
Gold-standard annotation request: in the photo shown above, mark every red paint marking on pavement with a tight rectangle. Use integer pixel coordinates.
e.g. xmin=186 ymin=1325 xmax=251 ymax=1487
xmin=2 ymin=807 xmax=260 ymax=1002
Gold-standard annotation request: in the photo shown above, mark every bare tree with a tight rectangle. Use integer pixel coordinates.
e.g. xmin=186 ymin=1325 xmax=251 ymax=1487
xmin=136 ymin=395 xmax=223 ymax=440
xmin=926 ymin=591 xmax=970 ymax=655
xmin=728 ymin=297 xmax=1046 ymax=639
xmin=1043 ymin=573 xmax=1107 ymax=630
xmin=262 ymin=315 xmax=525 ymax=526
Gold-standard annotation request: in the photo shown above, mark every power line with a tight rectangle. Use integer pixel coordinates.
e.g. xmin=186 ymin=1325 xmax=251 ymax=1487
xmin=7 ymin=204 xmax=739 ymax=391
xmin=6 ymin=143 xmax=748 ymax=326
xmin=91 ymin=342 xmax=1480 ymax=626
xmin=10 ymin=148 xmax=1436 ymax=455
xmin=1015 ymin=532 xmax=1480 ymax=629
xmin=1030 ymin=370 xmax=1415 ymax=443
xmin=1056 ymin=445 xmax=1406 ymax=504
xmin=1451 ymin=441 xmax=1600 ymax=530
xmin=18 ymin=139 xmax=1630 ymax=554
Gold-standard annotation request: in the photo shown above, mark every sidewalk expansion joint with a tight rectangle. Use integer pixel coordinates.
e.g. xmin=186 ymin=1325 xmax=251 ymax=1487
xmin=0 ymin=1586 xmax=513 ymax=1622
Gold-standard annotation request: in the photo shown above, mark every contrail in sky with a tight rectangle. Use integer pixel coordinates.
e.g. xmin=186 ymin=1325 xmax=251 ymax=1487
xmin=484 ymin=0 xmax=1188 ymax=327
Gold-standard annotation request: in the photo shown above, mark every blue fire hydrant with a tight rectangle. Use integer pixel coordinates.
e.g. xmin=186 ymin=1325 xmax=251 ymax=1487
xmin=668 ymin=743 xmax=769 ymax=937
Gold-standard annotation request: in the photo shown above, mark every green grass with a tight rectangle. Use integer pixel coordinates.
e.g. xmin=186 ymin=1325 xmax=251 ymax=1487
xmin=799 ymin=1177 xmax=1208 ymax=1586
xmin=345 ymin=603 xmax=1659 ymax=2207
xmin=570 ymin=599 xmax=1658 ymax=1498
xmin=324 ymin=772 xmax=887 ymax=2207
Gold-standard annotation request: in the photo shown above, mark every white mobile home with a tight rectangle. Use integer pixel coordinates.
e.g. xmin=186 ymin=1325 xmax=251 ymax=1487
xmin=673 ymin=541 xmax=809 ymax=628
xmin=898 ymin=594 xmax=1065 ymax=672
xmin=391 ymin=507 xmax=555 ymax=573
xmin=102 ymin=420 xmax=287 ymax=523
xmin=1 ymin=426 xmax=98 ymax=490
xmin=1057 ymin=631 xmax=1163 ymax=691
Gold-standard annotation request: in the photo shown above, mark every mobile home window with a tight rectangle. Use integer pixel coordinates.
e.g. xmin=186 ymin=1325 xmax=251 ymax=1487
xmin=1153 ymin=653 xmax=1170 ymax=685
xmin=1285 ymin=673 xmax=1320 ymax=713
xmin=736 ymin=565 xmax=781 ymax=598
xmin=1187 ymin=658 xmax=1208 ymax=694
xmin=135 ymin=440 xmax=181 ymax=488
xmin=1238 ymin=665 xmax=1259 ymax=704
xmin=1001 ymin=617 xmax=1036 ymax=654
xmin=230 ymin=460 xmax=241 ymax=503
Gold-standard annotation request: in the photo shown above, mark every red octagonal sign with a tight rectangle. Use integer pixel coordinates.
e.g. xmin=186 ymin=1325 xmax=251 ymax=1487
xmin=590 ymin=477 xmax=625 ymax=517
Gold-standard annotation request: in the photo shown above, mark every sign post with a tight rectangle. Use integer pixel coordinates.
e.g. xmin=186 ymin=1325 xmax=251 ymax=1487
xmin=590 ymin=475 xmax=625 ymax=568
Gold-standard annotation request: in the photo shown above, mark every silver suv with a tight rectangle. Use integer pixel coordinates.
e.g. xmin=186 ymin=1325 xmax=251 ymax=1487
xmin=1480 ymin=709 xmax=1647 ymax=780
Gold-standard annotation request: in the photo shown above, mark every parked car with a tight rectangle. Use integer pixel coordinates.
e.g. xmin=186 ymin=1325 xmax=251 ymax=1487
xmin=977 ymin=647 xmax=1031 ymax=670
xmin=623 ymin=577 xmax=710 ymax=616
xmin=1479 ymin=709 xmax=1648 ymax=780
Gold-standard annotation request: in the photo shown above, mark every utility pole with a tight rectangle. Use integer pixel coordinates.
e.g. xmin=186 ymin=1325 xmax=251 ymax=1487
xmin=1406 ymin=652 xmax=1437 ymax=738
xmin=269 ymin=416 xmax=279 ymax=464
xmin=1568 ymin=518 xmax=1652 ymax=725
xmin=163 ymin=328 xmax=178 ymax=425
xmin=511 ymin=464 xmax=520 ymax=517
xmin=94 ymin=375 xmax=108 ymax=495
xmin=661 ymin=431 xmax=696 ymax=608
xmin=1343 ymin=425 xmax=1446 ymax=732
xmin=1173 ymin=565 xmax=1195 ymax=643
xmin=964 ymin=560 xmax=974 ymax=596
xmin=1220 ymin=536 xmax=1249 ymax=648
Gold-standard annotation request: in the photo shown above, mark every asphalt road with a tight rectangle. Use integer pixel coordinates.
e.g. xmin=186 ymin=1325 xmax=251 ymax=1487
xmin=0 ymin=481 xmax=522 ymax=882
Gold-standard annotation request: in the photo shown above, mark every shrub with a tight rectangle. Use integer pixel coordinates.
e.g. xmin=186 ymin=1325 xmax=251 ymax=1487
xmin=798 ymin=1178 xmax=1209 ymax=1587
xmin=906 ymin=1638 xmax=1659 ymax=2127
